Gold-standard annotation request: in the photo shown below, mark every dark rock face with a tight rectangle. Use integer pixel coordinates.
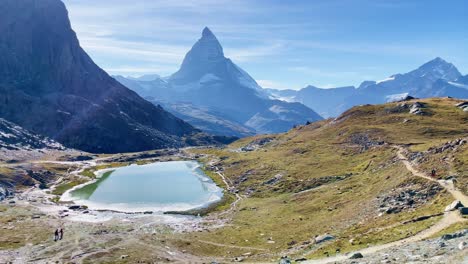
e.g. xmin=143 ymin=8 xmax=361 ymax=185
xmin=0 ymin=0 xmax=202 ymax=153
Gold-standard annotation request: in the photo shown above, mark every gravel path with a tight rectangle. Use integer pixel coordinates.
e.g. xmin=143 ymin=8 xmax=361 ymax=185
xmin=300 ymin=146 xmax=468 ymax=264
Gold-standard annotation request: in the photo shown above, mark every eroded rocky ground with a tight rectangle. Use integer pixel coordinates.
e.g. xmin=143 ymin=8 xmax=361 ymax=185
xmin=335 ymin=230 xmax=467 ymax=264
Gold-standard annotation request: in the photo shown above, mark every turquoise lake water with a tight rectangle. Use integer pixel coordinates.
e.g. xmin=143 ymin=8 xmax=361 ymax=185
xmin=63 ymin=161 xmax=223 ymax=213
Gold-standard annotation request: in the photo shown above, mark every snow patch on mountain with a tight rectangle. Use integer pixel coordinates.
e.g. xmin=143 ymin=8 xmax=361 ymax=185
xmin=200 ymin=73 xmax=221 ymax=83
xmin=268 ymin=94 xmax=296 ymax=102
xmin=448 ymin=81 xmax=468 ymax=90
xmin=377 ymin=76 xmax=395 ymax=84
xmin=269 ymin=105 xmax=289 ymax=114
xmin=386 ymin=93 xmax=410 ymax=102
xmin=0 ymin=118 xmax=65 ymax=151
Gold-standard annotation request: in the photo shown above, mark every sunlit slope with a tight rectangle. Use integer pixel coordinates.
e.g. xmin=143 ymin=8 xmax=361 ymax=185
xmin=178 ymin=98 xmax=466 ymax=260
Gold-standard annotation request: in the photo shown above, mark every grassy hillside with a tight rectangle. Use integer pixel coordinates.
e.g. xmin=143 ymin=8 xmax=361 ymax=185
xmin=175 ymin=98 xmax=467 ymax=261
xmin=0 ymin=98 xmax=465 ymax=263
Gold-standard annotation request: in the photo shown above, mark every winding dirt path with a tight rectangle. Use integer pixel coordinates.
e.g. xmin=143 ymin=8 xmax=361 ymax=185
xmin=395 ymin=146 xmax=468 ymax=206
xmin=206 ymin=159 xmax=243 ymax=217
xmin=300 ymin=146 xmax=468 ymax=264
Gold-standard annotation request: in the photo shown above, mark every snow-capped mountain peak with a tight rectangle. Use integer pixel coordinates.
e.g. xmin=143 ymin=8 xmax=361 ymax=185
xmin=409 ymin=57 xmax=461 ymax=81
xmin=170 ymin=27 xmax=225 ymax=84
xmin=117 ymin=27 xmax=323 ymax=135
xmin=169 ymin=27 xmax=265 ymax=96
xmin=188 ymin=26 xmax=224 ymax=59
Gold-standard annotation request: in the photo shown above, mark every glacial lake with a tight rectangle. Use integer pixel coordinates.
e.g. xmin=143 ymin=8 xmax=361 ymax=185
xmin=61 ymin=161 xmax=223 ymax=213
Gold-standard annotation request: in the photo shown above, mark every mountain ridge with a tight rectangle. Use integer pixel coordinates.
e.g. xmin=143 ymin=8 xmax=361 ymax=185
xmin=0 ymin=0 xmax=223 ymax=153
xmin=265 ymin=57 xmax=468 ymax=118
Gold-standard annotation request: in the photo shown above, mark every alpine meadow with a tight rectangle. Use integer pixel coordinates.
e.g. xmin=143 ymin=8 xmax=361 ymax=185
xmin=0 ymin=1 xmax=467 ymax=263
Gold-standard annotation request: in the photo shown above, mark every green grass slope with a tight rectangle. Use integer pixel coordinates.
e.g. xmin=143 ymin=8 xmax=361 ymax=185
xmin=178 ymin=98 xmax=467 ymax=261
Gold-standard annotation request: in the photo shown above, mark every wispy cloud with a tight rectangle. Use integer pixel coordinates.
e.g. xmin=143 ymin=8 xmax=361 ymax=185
xmin=61 ymin=0 xmax=468 ymax=88
xmin=80 ymin=36 xmax=188 ymax=63
xmin=225 ymin=43 xmax=286 ymax=62
xmin=287 ymin=66 xmax=376 ymax=87
xmin=289 ymin=41 xmax=437 ymax=57
xmin=64 ymin=0 xmax=297 ymax=76
xmin=106 ymin=66 xmax=177 ymax=76
xmin=256 ymin=79 xmax=286 ymax=89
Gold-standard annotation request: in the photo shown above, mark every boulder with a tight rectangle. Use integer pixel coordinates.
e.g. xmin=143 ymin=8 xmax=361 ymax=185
xmin=409 ymin=102 xmax=427 ymax=115
xmin=68 ymin=205 xmax=81 ymax=210
xmin=441 ymin=229 xmax=467 ymax=240
xmin=278 ymin=256 xmax=291 ymax=264
xmin=0 ymin=186 xmax=6 ymax=201
xmin=349 ymin=252 xmax=364 ymax=259
xmin=445 ymin=200 xmax=464 ymax=212
xmin=459 ymin=207 xmax=468 ymax=215
xmin=234 ymin=257 xmax=244 ymax=262
xmin=459 ymin=241 xmax=467 ymax=250
xmin=455 ymin=102 xmax=468 ymax=108
xmin=441 ymin=234 xmax=454 ymax=240
xmin=315 ymin=234 xmax=335 ymax=244
xmin=413 ymin=102 xmax=425 ymax=108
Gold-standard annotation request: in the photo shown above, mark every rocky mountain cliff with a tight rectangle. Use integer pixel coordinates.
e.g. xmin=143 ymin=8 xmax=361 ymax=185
xmin=116 ymin=27 xmax=323 ymax=135
xmin=266 ymin=58 xmax=468 ymax=118
xmin=0 ymin=118 xmax=64 ymax=151
xmin=0 ymin=0 xmax=215 ymax=153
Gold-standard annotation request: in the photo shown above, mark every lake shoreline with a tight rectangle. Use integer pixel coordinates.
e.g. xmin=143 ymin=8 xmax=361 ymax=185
xmin=59 ymin=160 xmax=224 ymax=215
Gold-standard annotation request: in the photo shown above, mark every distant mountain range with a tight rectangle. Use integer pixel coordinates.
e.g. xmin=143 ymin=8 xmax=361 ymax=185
xmin=1 ymin=0 xmax=466 ymax=154
xmin=0 ymin=0 xmax=228 ymax=153
xmin=115 ymin=27 xmax=323 ymax=137
xmin=266 ymin=57 xmax=468 ymax=118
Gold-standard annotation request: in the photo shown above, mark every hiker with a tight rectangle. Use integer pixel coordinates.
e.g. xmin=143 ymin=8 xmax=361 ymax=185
xmin=431 ymin=169 xmax=436 ymax=178
xmin=59 ymin=228 xmax=64 ymax=240
xmin=54 ymin=229 xmax=59 ymax=242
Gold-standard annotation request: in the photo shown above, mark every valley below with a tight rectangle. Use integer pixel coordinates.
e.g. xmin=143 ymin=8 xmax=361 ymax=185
xmin=0 ymin=98 xmax=467 ymax=263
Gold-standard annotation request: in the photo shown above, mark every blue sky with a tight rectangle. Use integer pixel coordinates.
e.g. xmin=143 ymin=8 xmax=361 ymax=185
xmin=63 ymin=0 xmax=468 ymax=90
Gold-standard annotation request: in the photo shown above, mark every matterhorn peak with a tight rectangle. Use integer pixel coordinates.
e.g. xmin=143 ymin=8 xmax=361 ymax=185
xmin=187 ymin=27 xmax=224 ymax=58
xmin=202 ymin=27 xmax=215 ymax=38
xmin=169 ymin=27 xmax=226 ymax=83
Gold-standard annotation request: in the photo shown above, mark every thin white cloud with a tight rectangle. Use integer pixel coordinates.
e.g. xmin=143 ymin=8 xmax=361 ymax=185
xmin=80 ymin=36 xmax=188 ymax=63
xmin=225 ymin=43 xmax=285 ymax=62
xmin=287 ymin=66 xmax=376 ymax=87
xmin=290 ymin=40 xmax=436 ymax=57
xmin=105 ymin=66 xmax=177 ymax=75
xmin=287 ymin=66 xmax=361 ymax=78
xmin=64 ymin=0 xmax=293 ymax=75
xmin=60 ymin=0 xmax=468 ymax=88
xmin=256 ymin=80 xmax=285 ymax=89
